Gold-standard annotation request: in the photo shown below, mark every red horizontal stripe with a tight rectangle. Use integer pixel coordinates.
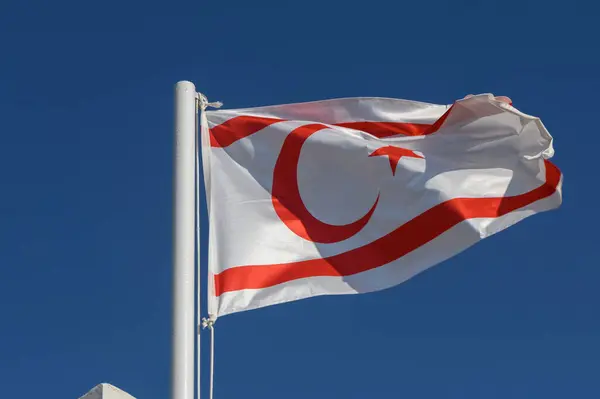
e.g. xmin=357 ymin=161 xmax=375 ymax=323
xmin=214 ymin=160 xmax=561 ymax=296
xmin=210 ymin=116 xmax=281 ymax=147
xmin=210 ymin=117 xmax=439 ymax=148
xmin=334 ymin=121 xmax=432 ymax=137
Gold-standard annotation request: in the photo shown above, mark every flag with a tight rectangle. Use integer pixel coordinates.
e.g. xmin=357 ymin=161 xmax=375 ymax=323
xmin=201 ymin=94 xmax=562 ymax=318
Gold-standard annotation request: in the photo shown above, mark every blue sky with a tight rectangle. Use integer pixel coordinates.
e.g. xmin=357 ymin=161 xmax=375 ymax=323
xmin=1 ymin=1 xmax=598 ymax=398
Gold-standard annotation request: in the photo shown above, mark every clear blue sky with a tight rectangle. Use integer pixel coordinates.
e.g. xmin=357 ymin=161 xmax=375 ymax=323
xmin=1 ymin=1 xmax=598 ymax=398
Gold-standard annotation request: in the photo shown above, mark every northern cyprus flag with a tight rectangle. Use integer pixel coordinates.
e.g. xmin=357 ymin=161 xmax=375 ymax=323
xmin=201 ymin=94 xmax=562 ymax=318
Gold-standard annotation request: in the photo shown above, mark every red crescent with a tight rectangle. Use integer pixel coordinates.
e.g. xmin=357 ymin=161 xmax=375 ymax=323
xmin=272 ymin=123 xmax=380 ymax=244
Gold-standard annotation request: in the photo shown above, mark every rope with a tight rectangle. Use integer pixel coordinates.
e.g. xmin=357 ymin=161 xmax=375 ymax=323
xmin=197 ymin=93 xmax=221 ymax=399
xmin=195 ymin=96 xmax=202 ymax=399
xmin=198 ymin=93 xmax=223 ymax=111
xmin=202 ymin=317 xmax=216 ymax=399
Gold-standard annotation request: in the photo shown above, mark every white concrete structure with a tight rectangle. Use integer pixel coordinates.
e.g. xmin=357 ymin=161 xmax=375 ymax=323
xmin=79 ymin=384 xmax=136 ymax=399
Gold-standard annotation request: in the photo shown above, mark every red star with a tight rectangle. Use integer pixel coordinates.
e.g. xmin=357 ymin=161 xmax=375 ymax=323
xmin=369 ymin=146 xmax=424 ymax=176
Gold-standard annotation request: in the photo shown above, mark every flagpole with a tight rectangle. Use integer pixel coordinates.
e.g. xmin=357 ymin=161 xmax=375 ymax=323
xmin=172 ymin=81 xmax=197 ymax=399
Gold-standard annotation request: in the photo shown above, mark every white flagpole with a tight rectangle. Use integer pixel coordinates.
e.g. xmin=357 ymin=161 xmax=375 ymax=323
xmin=172 ymin=81 xmax=197 ymax=399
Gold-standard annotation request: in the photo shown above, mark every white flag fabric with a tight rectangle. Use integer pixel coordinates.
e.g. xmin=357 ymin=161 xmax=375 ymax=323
xmin=202 ymin=94 xmax=562 ymax=318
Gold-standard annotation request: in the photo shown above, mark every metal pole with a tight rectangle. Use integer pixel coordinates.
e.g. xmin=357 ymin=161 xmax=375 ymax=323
xmin=172 ymin=81 xmax=197 ymax=399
